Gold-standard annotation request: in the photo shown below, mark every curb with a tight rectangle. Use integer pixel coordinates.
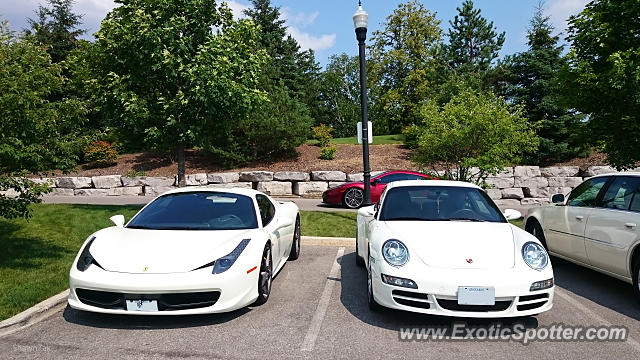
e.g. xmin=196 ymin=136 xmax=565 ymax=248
xmin=301 ymin=236 xmax=355 ymax=247
xmin=0 ymin=289 xmax=69 ymax=338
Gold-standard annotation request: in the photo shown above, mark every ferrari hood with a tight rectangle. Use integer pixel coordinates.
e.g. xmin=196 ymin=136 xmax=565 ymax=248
xmin=379 ymin=221 xmax=515 ymax=269
xmin=88 ymin=227 xmax=256 ymax=274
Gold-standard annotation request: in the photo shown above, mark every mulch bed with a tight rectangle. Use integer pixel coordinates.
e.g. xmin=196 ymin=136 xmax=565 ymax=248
xmin=32 ymin=144 xmax=608 ymax=178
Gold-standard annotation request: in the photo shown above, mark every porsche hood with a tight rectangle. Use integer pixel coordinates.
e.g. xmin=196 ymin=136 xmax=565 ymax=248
xmin=86 ymin=227 xmax=256 ymax=274
xmin=378 ymin=221 xmax=516 ymax=269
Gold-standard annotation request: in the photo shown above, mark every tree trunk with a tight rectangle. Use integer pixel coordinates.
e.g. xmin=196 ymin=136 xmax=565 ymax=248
xmin=177 ymin=143 xmax=186 ymax=187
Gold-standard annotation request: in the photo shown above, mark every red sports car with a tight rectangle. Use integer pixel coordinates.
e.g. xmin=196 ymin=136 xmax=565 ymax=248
xmin=322 ymin=170 xmax=433 ymax=208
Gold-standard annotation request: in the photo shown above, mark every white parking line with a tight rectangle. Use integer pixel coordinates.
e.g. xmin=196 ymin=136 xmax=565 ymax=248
xmin=555 ymin=287 xmax=640 ymax=352
xmin=300 ymin=247 xmax=345 ymax=352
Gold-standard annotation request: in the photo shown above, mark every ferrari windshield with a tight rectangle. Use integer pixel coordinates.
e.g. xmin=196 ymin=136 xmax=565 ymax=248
xmin=127 ymin=192 xmax=258 ymax=230
xmin=379 ymin=186 xmax=506 ymax=223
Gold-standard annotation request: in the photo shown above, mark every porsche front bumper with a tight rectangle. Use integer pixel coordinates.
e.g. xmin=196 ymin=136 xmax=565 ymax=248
xmin=370 ymin=259 xmax=554 ymax=318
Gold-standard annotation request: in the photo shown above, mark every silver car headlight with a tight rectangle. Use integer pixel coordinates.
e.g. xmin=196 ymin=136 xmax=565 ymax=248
xmin=382 ymin=239 xmax=409 ymax=267
xmin=522 ymin=241 xmax=548 ymax=270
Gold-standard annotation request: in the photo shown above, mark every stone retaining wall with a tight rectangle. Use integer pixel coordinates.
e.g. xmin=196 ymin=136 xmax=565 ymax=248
xmin=6 ymin=165 xmax=639 ymax=205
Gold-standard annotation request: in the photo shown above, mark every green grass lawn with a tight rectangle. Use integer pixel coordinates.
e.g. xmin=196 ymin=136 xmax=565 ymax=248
xmin=300 ymin=210 xmax=357 ymax=238
xmin=306 ymin=134 xmax=405 ymax=145
xmin=0 ymin=204 xmax=356 ymax=321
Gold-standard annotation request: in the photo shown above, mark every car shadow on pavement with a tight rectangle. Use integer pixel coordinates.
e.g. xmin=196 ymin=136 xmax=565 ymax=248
xmin=551 ymin=256 xmax=640 ymax=321
xmin=62 ymin=305 xmax=251 ymax=330
xmin=338 ymin=251 xmax=539 ymax=337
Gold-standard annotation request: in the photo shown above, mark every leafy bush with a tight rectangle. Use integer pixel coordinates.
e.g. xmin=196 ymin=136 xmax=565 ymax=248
xmin=0 ymin=175 xmax=52 ymax=220
xmin=125 ymin=169 xmax=146 ymax=177
xmin=319 ymin=145 xmax=337 ymax=160
xmin=312 ymin=124 xmax=334 ymax=148
xmin=84 ymin=141 xmax=118 ymax=167
xmin=411 ymin=88 xmax=538 ymax=185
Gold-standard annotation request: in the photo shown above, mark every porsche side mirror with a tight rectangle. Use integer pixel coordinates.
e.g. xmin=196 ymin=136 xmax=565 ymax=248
xmin=503 ymin=209 xmax=522 ymax=221
xmin=551 ymin=194 xmax=565 ymax=204
xmin=110 ymin=215 xmax=125 ymax=227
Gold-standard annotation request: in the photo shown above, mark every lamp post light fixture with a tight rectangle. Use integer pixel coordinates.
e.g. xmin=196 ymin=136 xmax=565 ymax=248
xmin=353 ymin=1 xmax=372 ymax=207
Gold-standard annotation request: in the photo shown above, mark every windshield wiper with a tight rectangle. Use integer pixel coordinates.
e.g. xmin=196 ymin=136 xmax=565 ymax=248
xmin=384 ymin=217 xmax=435 ymax=221
xmin=446 ymin=217 xmax=487 ymax=222
xmin=126 ymin=225 xmax=154 ymax=229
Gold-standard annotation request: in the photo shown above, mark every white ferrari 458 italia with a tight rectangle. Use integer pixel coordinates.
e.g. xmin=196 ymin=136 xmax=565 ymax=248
xmin=356 ymin=180 xmax=554 ymax=318
xmin=68 ymin=188 xmax=300 ymax=315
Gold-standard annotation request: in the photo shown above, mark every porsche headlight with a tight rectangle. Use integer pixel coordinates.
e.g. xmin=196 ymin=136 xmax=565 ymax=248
xmin=76 ymin=236 xmax=102 ymax=272
xmin=382 ymin=239 xmax=409 ymax=267
xmin=213 ymin=239 xmax=250 ymax=274
xmin=522 ymin=242 xmax=548 ymax=270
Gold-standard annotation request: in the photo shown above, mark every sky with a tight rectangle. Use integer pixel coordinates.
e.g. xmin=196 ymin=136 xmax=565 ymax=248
xmin=1 ymin=0 xmax=590 ymax=67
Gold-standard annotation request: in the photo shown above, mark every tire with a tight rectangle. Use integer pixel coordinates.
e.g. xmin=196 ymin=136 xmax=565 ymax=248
xmin=526 ymin=219 xmax=548 ymax=250
xmin=632 ymin=254 xmax=640 ymax=303
xmin=253 ymin=244 xmax=273 ymax=306
xmin=343 ymin=187 xmax=364 ymax=209
xmin=355 ymin=230 xmax=365 ymax=267
xmin=288 ymin=215 xmax=301 ymax=261
xmin=367 ymin=250 xmax=382 ymax=311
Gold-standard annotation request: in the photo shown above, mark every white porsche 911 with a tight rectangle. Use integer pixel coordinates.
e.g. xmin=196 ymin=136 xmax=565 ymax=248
xmin=356 ymin=180 xmax=554 ymax=318
xmin=68 ymin=188 xmax=300 ymax=315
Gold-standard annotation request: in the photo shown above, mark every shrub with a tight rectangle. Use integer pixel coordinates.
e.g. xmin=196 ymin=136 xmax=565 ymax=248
xmin=84 ymin=140 xmax=118 ymax=168
xmin=125 ymin=169 xmax=146 ymax=177
xmin=319 ymin=145 xmax=337 ymax=160
xmin=312 ymin=123 xmax=334 ymax=148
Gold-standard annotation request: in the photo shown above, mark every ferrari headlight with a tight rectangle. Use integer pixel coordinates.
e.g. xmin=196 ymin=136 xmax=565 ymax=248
xmin=213 ymin=239 xmax=250 ymax=274
xmin=76 ymin=236 xmax=101 ymax=272
xmin=522 ymin=242 xmax=548 ymax=270
xmin=382 ymin=239 xmax=409 ymax=267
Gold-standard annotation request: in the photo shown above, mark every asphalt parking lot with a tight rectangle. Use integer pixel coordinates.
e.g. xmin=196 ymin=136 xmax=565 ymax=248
xmin=1 ymin=245 xmax=640 ymax=360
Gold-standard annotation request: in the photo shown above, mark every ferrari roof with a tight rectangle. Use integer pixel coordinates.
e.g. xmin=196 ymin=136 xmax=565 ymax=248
xmin=159 ymin=186 xmax=261 ymax=197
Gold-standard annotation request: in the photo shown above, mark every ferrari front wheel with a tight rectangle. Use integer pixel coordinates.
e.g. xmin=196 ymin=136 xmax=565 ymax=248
xmin=253 ymin=244 xmax=272 ymax=306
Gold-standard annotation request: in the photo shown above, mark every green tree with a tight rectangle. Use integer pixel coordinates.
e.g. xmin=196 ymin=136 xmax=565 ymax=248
xmin=0 ymin=18 xmax=86 ymax=219
xmin=369 ymin=0 xmax=443 ymax=134
xmin=444 ymin=0 xmax=505 ymax=76
xmin=563 ymin=0 xmax=640 ymax=168
xmin=317 ymin=53 xmax=361 ymax=138
xmin=244 ymin=0 xmax=321 ymax=119
xmin=26 ymin=0 xmax=85 ymax=64
xmin=503 ymin=5 xmax=587 ymax=164
xmin=410 ymin=88 xmax=538 ymax=184
xmin=94 ymin=0 xmax=267 ymax=185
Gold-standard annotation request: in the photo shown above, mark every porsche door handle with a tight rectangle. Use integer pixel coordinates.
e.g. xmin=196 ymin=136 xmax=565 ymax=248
xmin=625 ymin=223 xmax=637 ymax=229
xmin=575 ymin=215 xmax=584 ymax=221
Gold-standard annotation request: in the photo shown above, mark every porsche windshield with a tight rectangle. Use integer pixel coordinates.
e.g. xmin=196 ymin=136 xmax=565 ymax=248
xmin=379 ymin=186 xmax=506 ymax=223
xmin=127 ymin=192 xmax=259 ymax=230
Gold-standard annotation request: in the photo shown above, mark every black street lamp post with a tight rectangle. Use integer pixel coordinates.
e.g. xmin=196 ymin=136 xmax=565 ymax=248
xmin=353 ymin=1 xmax=372 ymax=206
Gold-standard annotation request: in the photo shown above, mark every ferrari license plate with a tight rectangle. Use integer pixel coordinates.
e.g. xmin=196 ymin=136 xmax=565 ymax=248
xmin=126 ymin=299 xmax=158 ymax=312
xmin=457 ymin=287 xmax=495 ymax=305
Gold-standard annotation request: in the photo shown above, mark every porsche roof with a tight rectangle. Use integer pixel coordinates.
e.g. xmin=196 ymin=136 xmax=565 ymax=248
xmin=385 ymin=180 xmax=481 ymax=189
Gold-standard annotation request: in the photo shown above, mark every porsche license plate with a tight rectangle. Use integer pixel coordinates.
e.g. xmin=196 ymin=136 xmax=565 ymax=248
xmin=457 ymin=287 xmax=495 ymax=305
xmin=126 ymin=299 xmax=158 ymax=312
